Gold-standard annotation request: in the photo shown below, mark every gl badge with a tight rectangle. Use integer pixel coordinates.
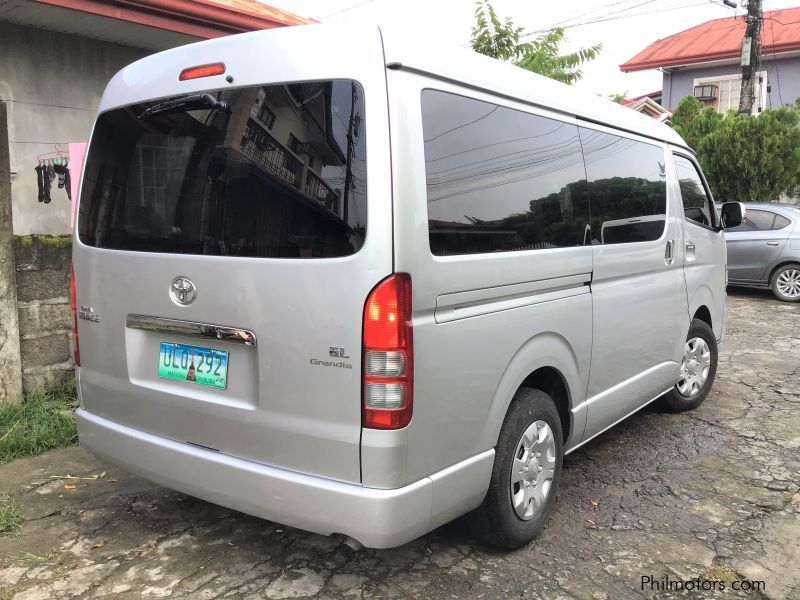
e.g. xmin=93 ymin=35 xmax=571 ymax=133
xmin=170 ymin=277 xmax=197 ymax=306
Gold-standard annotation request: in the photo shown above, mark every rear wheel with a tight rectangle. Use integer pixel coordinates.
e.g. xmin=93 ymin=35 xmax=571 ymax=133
xmin=467 ymin=388 xmax=563 ymax=549
xmin=770 ymin=264 xmax=800 ymax=302
xmin=663 ymin=318 xmax=718 ymax=412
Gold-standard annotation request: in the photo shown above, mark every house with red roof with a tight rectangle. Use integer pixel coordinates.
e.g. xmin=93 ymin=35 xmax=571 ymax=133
xmin=620 ymin=7 xmax=800 ymax=114
xmin=620 ymin=91 xmax=672 ymax=123
xmin=0 ymin=0 xmax=309 ymax=397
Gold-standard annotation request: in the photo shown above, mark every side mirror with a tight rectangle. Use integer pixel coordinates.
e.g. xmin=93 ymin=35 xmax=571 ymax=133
xmin=720 ymin=202 xmax=745 ymax=229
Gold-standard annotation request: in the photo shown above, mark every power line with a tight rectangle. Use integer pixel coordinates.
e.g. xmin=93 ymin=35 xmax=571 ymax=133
xmin=318 ymin=0 xmax=378 ymax=20
xmin=546 ymin=0 xmax=658 ymax=29
xmin=766 ymin=0 xmax=785 ymax=106
xmin=423 ymin=106 xmax=499 ymax=143
xmin=525 ymin=1 xmax=713 ymax=34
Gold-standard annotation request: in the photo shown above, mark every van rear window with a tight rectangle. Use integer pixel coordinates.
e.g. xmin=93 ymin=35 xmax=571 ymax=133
xmin=78 ymin=81 xmax=367 ymax=258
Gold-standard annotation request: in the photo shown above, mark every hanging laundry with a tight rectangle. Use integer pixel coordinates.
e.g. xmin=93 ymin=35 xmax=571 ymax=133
xmin=43 ymin=163 xmax=55 ymax=204
xmin=53 ymin=163 xmax=71 ymax=200
xmin=34 ymin=164 xmax=45 ymax=202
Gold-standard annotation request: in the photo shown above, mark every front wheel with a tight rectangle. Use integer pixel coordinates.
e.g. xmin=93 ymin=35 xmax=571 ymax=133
xmin=771 ymin=264 xmax=800 ymax=302
xmin=467 ymin=388 xmax=563 ymax=549
xmin=662 ymin=318 xmax=718 ymax=412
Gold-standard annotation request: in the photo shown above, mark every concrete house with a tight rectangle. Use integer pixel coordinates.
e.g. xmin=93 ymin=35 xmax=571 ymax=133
xmin=0 ymin=0 xmax=309 ymax=401
xmin=620 ymin=92 xmax=672 ymax=123
xmin=620 ymin=6 xmax=800 ymax=113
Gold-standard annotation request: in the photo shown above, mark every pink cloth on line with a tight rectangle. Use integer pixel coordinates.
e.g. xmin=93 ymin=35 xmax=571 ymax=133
xmin=68 ymin=142 xmax=87 ymax=230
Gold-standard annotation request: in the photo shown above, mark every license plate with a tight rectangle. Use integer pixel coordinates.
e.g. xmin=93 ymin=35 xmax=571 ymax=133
xmin=158 ymin=342 xmax=228 ymax=389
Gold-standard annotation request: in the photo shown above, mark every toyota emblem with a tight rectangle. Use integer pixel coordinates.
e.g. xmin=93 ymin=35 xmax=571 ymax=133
xmin=170 ymin=277 xmax=197 ymax=306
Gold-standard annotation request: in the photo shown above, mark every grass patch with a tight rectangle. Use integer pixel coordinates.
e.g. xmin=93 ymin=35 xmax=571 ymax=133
xmin=22 ymin=548 xmax=77 ymax=579
xmin=0 ymin=380 xmax=78 ymax=464
xmin=0 ymin=587 xmax=17 ymax=600
xmin=705 ymin=564 xmax=739 ymax=583
xmin=23 ymin=548 xmax=76 ymax=577
xmin=0 ymin=492 xmax=22 ymax=535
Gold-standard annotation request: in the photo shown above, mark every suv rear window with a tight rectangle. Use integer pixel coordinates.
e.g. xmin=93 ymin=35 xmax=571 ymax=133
xmin=78 ymin=80 xmax=366 ymax=258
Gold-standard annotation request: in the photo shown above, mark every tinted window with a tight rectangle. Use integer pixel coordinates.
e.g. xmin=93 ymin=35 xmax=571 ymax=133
xmin=748 ymin=210 xmax=774 ymax=231
xmin=673 ymin=155 xmax=714 ymax=228
xmin=421 ymin=90 xmax=590 ymax=256
xmin=729 ymin=209 xmax=792 ymax=232
xmin=580 ymin=128 xmax=666 ymax=244
xmin=79 ymin=81 xmax=367 ymax=258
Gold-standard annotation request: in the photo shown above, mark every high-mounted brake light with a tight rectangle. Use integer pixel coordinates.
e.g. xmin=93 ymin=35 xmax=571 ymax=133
xmin=179 ymin=62 xmax=226 ymax=81
xmin=69 ymin=262 xmax=80 ymax=366
xmin=362 ymin=274 xmax=413 ymax=429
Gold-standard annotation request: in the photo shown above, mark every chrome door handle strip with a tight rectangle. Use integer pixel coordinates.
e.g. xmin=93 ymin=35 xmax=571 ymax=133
xmin=126 ymin=315 xmax=257 ymax=346
xmin=665 ymin=239 xmax=674 ymax=265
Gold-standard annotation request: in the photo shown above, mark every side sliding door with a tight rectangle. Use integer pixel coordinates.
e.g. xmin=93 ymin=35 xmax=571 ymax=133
xmin=580 ymin=125 xmax=689 ymax=443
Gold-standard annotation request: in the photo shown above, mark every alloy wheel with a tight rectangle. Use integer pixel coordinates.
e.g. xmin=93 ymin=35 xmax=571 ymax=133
xmin=776 ymin=268 xmax=800 ymax=300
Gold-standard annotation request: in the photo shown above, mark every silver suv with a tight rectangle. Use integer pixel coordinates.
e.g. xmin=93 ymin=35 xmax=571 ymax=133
xmin=72 ymin=24 xmax=740 ymax=549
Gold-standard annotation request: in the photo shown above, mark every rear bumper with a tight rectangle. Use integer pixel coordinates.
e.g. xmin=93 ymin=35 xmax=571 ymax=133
xmin=77 ymin=409 xmax=493 ymax=548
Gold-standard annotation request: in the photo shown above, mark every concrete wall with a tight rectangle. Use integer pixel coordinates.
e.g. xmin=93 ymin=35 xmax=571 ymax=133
xmin=0 ymin=22 xmax=149 ymax=236
xmin=0 ymin=102 xmax=23 ymax=404
xmin=13 ymin=235 xmax=74 ymax=391
xmin=661 ymin=56 xmax=800 ymax=111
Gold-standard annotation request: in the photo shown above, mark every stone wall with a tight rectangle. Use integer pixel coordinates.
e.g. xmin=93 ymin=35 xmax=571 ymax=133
xmin=13 ymin=235 xmax=73 ymax=391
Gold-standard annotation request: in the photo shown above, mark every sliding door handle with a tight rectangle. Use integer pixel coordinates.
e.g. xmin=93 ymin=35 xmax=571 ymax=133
xmin=685 ymin=241 xmax=696 ymax=262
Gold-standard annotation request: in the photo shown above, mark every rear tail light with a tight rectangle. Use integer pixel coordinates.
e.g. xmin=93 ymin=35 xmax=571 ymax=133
xmin=179 ymin=62 xmax=226 ymax=81
xmin=362 ymin=274 xmax=413 ymax=429
xmin=69 ymin=262 xmax=80 ymax=366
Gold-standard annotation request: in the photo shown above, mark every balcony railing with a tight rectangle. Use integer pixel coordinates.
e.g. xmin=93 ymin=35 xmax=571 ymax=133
xmin=306 ymin=170 xmax=340 ymax=214
xmin=239 ymin=119 xmax=341 ymax=216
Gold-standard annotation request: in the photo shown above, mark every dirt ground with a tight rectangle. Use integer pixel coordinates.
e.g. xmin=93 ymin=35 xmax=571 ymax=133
xmin=1 ymin=289 xmax=798 ymax=599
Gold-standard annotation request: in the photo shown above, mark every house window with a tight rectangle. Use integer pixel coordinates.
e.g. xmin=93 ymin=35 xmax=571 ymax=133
xmin=256 ymin=102 xmax=276 ymax=129
xmin=693 ymin=72 xmax=766 ymax=114
xmin=287 ymin=133 xmax=311 ymax=156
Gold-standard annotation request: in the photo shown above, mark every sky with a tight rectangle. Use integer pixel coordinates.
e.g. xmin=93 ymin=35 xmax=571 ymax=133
xmin=264 ymin=0 xmax=800 ymax=98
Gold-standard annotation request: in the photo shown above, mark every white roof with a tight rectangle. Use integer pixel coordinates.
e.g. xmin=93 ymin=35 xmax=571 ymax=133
xmin=97 ymin=23 xmax=688 ymax=150
xmin=379 ymin=26 xmax=689 ymax=150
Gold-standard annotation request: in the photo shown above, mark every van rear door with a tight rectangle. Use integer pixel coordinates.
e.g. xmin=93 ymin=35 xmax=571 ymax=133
xmin=73 ymin=26 xmax=392 ymax=484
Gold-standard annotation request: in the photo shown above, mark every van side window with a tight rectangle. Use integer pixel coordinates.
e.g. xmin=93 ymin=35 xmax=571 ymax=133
xmin=421 ymin=90 xmax=590 ymax=256
xmin=673 ymin=155 xmax=715 ymax=229
xmin=579 ymin=128 xmax=667 ymax=245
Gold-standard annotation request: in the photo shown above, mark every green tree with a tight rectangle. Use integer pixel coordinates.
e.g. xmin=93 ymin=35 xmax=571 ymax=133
xmin=671 ymin=96 xmax=800 ymax=201
xmin=470 ymin=1 xmax=601 ymax=85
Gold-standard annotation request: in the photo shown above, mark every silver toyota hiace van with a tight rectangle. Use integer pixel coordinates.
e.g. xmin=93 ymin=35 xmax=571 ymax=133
xmin=73 ymin=24 xmax=743 ymax=549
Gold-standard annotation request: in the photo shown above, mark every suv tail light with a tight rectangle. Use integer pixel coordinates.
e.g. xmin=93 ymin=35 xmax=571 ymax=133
xmin=69 ymin=262 xmax=80 ymax=366
xmin=362 ymin=274 xmax=413 ymax=429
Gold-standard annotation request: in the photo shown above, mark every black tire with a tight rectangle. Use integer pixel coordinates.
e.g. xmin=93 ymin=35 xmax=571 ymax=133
xmin=662 ymin=318 xmax=718 ymax=412
xmin=467 ymin=388 xmax=563 ymax=549
xmin=770 ymin=263 xmax=800 ymax=302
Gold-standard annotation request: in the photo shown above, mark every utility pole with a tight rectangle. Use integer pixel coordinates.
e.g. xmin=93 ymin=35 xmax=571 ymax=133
xmin=738 ymin=0 xmax=763 ymax=115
